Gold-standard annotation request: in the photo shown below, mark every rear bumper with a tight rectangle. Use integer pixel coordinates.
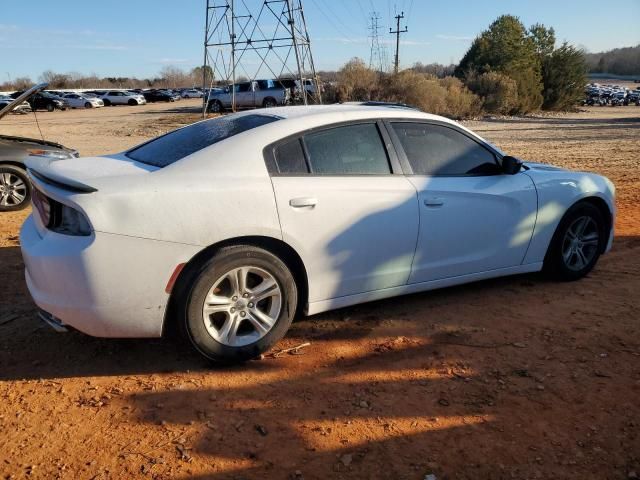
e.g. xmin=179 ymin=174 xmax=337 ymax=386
xmin=20 ymin=215 xmax=200 ymax=338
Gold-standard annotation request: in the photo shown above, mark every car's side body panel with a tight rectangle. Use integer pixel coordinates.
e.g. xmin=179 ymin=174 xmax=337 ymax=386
xmin=272 ymin=176 xmax=419 ymax=303
xmin=407 ymin=173 xmax=538 ymax=282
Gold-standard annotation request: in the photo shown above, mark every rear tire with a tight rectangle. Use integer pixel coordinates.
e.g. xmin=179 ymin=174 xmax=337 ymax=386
xmin=0 ymin=165 xmax=31 ymax=212
xmin=180 ymin=246 xmax=297 ymax=363
xmin=543 ymin=202 xmax=606 ymax=281
xmin=208 ymin=100 xmax=223 ymax=113
xmin=262 ymin=97 xmax=277 ymax=108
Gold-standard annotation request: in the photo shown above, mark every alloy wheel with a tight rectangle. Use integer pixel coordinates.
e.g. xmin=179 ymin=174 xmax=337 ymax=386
xmin=561 ymin=216 xmax=600 ymax=271
xmin=201 ymin=266 xmax=282 ymax=347
xmin=0 ymin=172 xmax=27 ymax=207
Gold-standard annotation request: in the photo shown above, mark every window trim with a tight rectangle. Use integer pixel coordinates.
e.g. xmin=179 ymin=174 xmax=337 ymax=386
xmin=263 ymin=119 xmax=403 ymax=177
xmin=382 ymin=119 xmax=504 ymax=177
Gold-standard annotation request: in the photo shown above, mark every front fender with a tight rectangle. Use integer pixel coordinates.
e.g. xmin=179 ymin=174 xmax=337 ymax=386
xmin=523 ymin=169 xmax=615 ymax=264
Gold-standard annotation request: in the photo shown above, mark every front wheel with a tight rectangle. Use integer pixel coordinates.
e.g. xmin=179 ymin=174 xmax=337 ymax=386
xmin=128 ymin=99 xmax=138 ymax=106
xmin=544 ymin=202 xmax=605 ymax=281
xmin=46 ymin=104 xmax=54 ymax=112
xmin=103 ymin=99 xmax=111 ymax=106
xmin=0 ymin=165 xmax=31 ymax=212
xmin=181 ymin=246 xmax=297 ymax=363
xmin=84 ymin=102 xmax=92 ymax=109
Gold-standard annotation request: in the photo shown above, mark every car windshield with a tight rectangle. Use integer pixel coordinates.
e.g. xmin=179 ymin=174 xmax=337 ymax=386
xmin=125 ymin=114 xmax=281 ymax=168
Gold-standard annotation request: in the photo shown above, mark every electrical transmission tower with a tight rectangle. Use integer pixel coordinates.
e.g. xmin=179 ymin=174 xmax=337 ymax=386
xmin=368 ymin=12 xmax=388 ymax=73
xmin=390 ymin=11 xmax=408 ymax=74
xmin=202 ymin=0 xmax=322 ymax=115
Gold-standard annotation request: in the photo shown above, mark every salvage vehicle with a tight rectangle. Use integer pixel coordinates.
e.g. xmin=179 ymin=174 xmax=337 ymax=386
xmin=62 ymin=93 xmax=104 ymax=109
xmin=11 ymin=91 xmax=67 ymax=112
xmin=0 ymin=84 xmax=79 ymax=211
xmin=99 ymin=90 xmax=146 ymax=106
xmin=20 ymin=105 xmax=615 ymax=363
xmin=0 ymin=95 xmax=31 ymax=114
xmin=206 ymin=80 xmax=290 ymax=112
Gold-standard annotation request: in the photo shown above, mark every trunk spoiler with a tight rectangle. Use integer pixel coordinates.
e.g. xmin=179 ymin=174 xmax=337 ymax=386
xmin=27 ymin=167 xmax=97 ymax=194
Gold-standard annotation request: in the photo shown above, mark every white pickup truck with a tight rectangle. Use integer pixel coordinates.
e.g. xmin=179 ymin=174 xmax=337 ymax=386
xmin=206 ymin=80 xmax=290 ymax=112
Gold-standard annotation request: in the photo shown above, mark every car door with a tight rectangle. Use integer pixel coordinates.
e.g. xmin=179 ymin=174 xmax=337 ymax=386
xmin=386 ymin=121 xmax=537 ymax=283
xmin=268 ymin=121 xmax=420 ymax=304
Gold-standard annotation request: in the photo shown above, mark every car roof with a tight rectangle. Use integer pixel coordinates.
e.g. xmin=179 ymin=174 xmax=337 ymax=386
xmin=244 ymin=104 xmax=461 ymax=129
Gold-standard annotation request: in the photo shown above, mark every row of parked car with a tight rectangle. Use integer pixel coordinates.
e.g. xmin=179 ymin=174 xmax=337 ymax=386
xmin=583 ymin=83 xmax=640 ymax=106
xmin=0 ymin=87 xmax=206 ymax=113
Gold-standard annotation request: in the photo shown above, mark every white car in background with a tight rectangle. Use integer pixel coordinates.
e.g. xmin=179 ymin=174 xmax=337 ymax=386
xmin=181 ymin=89 xmax=203 ymax=98
xmin=99 ymin=90 xmax=146 ymax=106
xmin=20 ymin=105 xmax=615 ymax=364
xmin=62 ymin=93 xmax=104 ymax=109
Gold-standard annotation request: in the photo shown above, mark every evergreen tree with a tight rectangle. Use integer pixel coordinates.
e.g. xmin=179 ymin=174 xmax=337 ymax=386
xmin=456 ymin=15 xmax=543 ymax=113
xmin=542 ymin=43 xmax=588 ymax=110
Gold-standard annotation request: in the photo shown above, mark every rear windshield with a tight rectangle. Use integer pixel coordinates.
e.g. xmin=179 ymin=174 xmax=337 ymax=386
xmin=126 ymin=114 xmax=280 ymax=167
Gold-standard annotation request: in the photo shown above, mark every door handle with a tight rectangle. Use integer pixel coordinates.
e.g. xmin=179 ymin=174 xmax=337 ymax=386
xmin=424 ymin=197 xmax=445 ymax=207
xmin=289 ymin=197 xmax=318 ymax=208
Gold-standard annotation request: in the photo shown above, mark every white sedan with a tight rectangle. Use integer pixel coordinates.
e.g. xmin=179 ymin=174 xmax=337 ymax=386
xmin=181 ymin=89 xmax=203 ymax=98
xmin=99 ymin=90 xmax=146 ymax=106
xmin=62 ymin=93 xmax=104 ymax=109
xmin=20 ymin=105 xmax=615 ymax=363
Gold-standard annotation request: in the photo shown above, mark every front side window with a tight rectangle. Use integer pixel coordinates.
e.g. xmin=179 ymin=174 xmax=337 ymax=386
xmin=392 ymin=123 xmax=499 ymax=176
xmin=303 ymin=123 xmax=391 ymax=175
xmin=126 ymin=114 xmax=280 ymax=168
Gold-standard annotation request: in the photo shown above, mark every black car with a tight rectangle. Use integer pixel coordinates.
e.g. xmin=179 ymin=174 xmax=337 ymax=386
xmin=143 ymin=90 xmax=177 ymax=102
xmin=1 ymin=84 xmax=78 ymax=211
xmin=10 ymin=91 xmax=66 ymax=112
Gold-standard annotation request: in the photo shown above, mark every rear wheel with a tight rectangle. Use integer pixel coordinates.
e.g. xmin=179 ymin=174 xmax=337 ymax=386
xmin=208 ymin=100 xmax=223 ymax=113
xmin=0 ymin=165 xmax=31 ymax=212
xmin=262 ymin=97 xmax=277 ymax=108
xmin=544 ymin=202 xmax=605 ymax=281
xmin=181 ymin=246 xmax=297 ymax=363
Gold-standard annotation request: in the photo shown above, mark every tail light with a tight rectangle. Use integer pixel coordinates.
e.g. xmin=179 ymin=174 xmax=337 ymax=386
xmin=31 ymin=187 xmax=91 ymax=236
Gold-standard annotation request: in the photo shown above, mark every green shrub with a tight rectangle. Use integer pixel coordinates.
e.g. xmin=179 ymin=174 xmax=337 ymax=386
xmin=466 ymin=71 xmax=519 ymax=114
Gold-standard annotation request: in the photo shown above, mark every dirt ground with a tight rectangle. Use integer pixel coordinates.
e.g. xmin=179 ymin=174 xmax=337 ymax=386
xmin=0 ymin=102 xmax=638 ymax=480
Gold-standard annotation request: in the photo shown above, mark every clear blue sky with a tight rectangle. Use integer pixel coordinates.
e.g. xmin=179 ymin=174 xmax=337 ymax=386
xmin=1 ymin=0 xmax=638 ymax=81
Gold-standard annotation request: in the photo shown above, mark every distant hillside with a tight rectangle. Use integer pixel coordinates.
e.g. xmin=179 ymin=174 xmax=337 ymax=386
xmin=586 ymin=45 xmax=640 ymax=77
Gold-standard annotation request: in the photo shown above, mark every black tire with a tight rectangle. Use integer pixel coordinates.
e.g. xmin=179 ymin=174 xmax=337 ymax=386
xmin=180 ymin=245 xmax=298 ymax=363
xmin=128 ymin=99 xmax=138 ymax=106
xmin=46 ymin=103 xmax=55 ymax=112
xmin=262 ymin=97 xmax=277 ymax=108
xmin=84 ymin=102 xmax=92 ymax=109
xmin=0 ymin=165 xmax=31 ymax=212
xmin=543 ymin=202 xmax=606 ymax=281
xmin=208 ymin=100 xmax=223 ymax=113
xmin=103 ymin=99 xmax=111 ymax=106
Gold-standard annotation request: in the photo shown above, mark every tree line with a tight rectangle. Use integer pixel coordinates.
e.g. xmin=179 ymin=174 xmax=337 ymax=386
xmin=586 ymin=45 xmax=640 ymax=77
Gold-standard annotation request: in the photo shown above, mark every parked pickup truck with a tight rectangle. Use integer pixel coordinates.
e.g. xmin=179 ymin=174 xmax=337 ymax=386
xmin=206 ymin=80 xmax=290 ymax=112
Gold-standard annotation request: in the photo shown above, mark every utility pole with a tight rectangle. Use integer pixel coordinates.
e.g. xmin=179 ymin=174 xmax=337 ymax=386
xmin=390 ymin=11 xmax=408 ymax=74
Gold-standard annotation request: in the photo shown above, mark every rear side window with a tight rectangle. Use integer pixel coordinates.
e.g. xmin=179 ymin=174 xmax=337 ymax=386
xmin=274 ymin=138 xmax=308 ymax=174
xmin=304 ymin=123 xmax=391 ymax=175
xmin=392 ymin=122 xmax=499 ymax=176
xmin=126 ymin=114 xmax=280 ymax=168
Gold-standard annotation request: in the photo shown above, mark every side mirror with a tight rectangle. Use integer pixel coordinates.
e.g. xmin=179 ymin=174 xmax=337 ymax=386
xmin=502 ymin=156 xmax=523 ymax=175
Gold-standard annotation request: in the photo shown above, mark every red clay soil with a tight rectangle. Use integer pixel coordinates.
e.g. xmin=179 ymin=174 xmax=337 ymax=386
xmin=0 ymin=106 xmax=638 ymax=479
